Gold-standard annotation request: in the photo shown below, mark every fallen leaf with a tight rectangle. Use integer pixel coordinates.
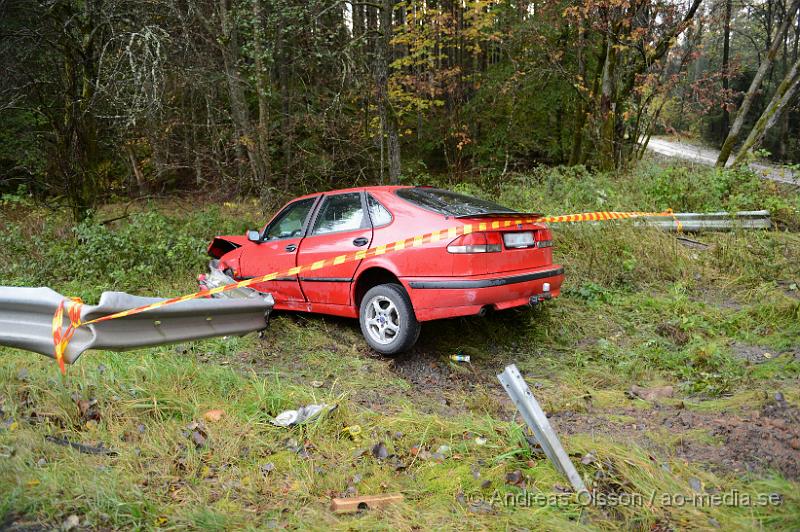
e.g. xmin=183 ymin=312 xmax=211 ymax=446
xmin=75 ymin=397 xmax=101 ymax=422
xmin=417 ymin=450 xmax=432 ymax=461
xmin=342 ymin=425 xmax=362 ymax=439
xmin=506 ymin=470 xmax=523 ymax=486
xmin=371 ymin=441 xmax=389 ymax=460
xmin=191 ymin=430 xmax=207 ymax=448
xmin=203 ymin=409 xmax=225 ymax=422
xmin=61 ymin=514 xmax=80 ymax=531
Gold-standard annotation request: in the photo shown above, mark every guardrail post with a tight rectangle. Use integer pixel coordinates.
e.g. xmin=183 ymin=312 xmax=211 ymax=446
xmin=497 ymin=364 xmax=588 ymax=494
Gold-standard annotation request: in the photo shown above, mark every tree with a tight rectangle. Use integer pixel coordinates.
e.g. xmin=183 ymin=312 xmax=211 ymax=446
xmin=716 ymin=0 xmax=800 ymax=166
xmin=564 ymin=0 xmax=705 ymax=169
xmin=732 ymin=53 xmax=800 ymax=165
xmin=377 ymin=0 xmax=402 ymax=183
xmin=721 ymin=0 xmax=733 ymax=133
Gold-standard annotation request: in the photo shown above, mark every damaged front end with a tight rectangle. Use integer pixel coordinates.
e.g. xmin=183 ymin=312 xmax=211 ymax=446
xmin=197 ymin=259 xmax=264 ymax=300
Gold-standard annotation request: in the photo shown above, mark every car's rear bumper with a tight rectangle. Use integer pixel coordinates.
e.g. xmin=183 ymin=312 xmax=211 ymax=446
xmin=401 ymin=265 xmax=564 ymax=321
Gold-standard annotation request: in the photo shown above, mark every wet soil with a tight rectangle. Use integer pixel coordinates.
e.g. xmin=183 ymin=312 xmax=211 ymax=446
xmin=549 ymin=398 xmax=800 ymax=480
xmin=389 ymin=349 xmax=800 ymax=480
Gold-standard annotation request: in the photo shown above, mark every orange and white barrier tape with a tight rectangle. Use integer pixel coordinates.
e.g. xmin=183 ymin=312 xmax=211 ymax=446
xmin=51 ymin=209 xmax=677 ymax=374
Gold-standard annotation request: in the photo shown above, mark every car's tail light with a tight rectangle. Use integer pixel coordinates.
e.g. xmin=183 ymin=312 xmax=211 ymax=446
xmin=447 ymin=232 xmax=502 ymax=253
xmin=536 ymin=228 xmax=553 ymax=248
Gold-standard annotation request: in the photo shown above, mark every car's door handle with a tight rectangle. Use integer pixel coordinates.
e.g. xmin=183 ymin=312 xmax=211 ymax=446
xmin=285 ymin=243 xmax=297 ymax=252
xmin=353 ymin=237 xmax=368 ymax=247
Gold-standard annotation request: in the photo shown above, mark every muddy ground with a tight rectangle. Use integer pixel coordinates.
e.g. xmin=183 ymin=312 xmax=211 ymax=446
xmin=386 ymin=345 xmax=800 ymax=482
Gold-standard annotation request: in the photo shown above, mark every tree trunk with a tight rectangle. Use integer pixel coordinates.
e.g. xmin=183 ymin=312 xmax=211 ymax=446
xmin=716 ymin=0 xmax=800 ymax=166
xmin=218 ymin=0 xmax=263 ymax=189
xmin=721 ymin=0 xmax=732 ymax=135
xmin=376 ymin=0 xmax=401 ymax=182
xmin=732 ymin=55 xmax=800 ymax=166
xmin=251 ymin=0 xmax=271 ymax=187
xmin=568 ymin=20 xmax=587 ymax=166
xmin=125 ymin=143 xmax=147 ymax=195
xmin=353 ymin=2 xmax=364 ymax=36
xmin=597 ymin=25 xmax=618 ymax=170
xmin=276 ymin=25 xmax=292 ymax=181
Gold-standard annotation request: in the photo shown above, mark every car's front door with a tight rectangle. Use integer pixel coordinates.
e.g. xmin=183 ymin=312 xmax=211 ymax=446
xmin=239 ymin=196 xmax=318 ymax=304
xmin=297 ymin=191 xmax=372 ymax=307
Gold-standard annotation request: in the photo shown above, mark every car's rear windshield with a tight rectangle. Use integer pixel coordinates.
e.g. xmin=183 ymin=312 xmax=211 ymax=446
xmin=396 ymin=187 xmax=517 ymax=217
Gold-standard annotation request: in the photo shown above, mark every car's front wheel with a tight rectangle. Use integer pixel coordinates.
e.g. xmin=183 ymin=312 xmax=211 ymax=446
xmin=359 ymin=283 xmax=420 ymax=355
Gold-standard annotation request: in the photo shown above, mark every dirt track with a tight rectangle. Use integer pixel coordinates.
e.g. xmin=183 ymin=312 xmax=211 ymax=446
xmin=646 ymin=137 xmax=799 ymax=186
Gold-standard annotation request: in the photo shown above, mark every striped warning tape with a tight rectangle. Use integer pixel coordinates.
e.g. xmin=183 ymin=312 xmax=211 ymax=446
xmin=51 ymin=209 xmax=676 ymax=374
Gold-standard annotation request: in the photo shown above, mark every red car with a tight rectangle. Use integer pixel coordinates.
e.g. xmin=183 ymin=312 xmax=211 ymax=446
xmin=206 ymin=186 xmax=563 ymax=354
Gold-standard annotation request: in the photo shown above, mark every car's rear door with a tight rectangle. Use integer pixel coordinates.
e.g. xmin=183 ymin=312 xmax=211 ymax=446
xmin=296 ymin=191 xmax=372 ymax=307
xmin=238 ymin=196 xmax=319 ymax=304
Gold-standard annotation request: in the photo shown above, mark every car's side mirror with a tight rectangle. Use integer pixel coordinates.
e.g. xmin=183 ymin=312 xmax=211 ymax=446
xmin=247 ymin=229 xmax=262 ymax=243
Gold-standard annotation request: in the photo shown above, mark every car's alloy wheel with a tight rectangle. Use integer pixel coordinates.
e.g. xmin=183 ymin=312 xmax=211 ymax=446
xmin=364 ymin=295 xmax=400 ymax=345
xmin=359 ymin=283 xmax=420 ymax=355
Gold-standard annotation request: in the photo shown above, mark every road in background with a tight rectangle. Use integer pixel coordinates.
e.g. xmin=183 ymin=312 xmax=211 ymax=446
xmin=646 ymin=137 xmax=799 ymax=186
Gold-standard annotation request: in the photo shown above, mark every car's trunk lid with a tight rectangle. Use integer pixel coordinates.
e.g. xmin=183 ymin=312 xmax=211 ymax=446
xmin=451 ymin=216 xmax=553 ymax=274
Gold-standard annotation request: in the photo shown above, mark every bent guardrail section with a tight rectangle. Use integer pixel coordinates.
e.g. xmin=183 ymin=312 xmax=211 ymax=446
xmin=0 ymin=286 xmax=274 ymax=364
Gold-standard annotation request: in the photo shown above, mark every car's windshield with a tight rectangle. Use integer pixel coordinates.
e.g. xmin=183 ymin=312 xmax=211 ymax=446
xmin=396 ymin=187 xmax=517 ymax=217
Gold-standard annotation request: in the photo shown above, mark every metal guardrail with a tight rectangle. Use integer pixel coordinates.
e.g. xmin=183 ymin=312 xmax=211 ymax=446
xmin=639 ymin=210 xmax=771 ymax=232
xmin=0 ymin=286 xmax=273 ymax=364
xmin=497 ymin=364 xmax=587 ymax=494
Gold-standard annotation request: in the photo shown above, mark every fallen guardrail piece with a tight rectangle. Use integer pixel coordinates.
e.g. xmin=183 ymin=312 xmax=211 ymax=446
xmin=0 ymin=286 xmax=273 ymax=364
xmin=639 ymin=210 xmax=771 ymax=232
xmin=497 ymin=364 xmax=587 ymax=495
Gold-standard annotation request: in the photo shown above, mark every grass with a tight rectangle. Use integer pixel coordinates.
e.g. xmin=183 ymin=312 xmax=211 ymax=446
xmin=2 ymin=161 xmax=800 ymax=530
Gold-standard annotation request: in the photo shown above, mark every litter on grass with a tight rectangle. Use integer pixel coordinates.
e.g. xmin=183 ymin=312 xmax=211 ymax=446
xmin=271 ymin=403 xmax=335 ymax=427
xmin=450 ymin=352 xmax=471 ymax=363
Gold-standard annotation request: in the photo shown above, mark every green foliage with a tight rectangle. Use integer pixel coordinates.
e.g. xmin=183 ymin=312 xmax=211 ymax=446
xmin=0 ymin=186 xmax=33 ymax=208
xmin=0 ymin=205 xmax=255 ymax=300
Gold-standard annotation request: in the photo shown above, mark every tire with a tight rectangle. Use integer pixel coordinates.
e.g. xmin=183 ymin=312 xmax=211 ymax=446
xmin=359 ymin=283 xmax=421 ymax=355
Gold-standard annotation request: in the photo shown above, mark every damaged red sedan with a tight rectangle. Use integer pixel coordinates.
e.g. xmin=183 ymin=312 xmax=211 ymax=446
xmin=205 ymin=186 xmax=563 ymax=354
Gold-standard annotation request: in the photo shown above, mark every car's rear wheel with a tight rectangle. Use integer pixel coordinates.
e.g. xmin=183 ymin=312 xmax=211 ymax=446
xmin=359 ymin=283 xmax=420 ymax=355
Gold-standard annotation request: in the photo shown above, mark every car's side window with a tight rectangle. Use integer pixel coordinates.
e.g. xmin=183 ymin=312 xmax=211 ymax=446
xmin=311 ymin=193 xmax=366 ymax=235
xmin=264 ymin=197 xmax=316 ymax=240
xmin=367 ymin=194 xmax=393 ymax=227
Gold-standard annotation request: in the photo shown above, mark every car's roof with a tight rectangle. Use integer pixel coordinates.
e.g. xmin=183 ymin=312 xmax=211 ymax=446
xmin=293 ymin=185 xmax=413 ymax=201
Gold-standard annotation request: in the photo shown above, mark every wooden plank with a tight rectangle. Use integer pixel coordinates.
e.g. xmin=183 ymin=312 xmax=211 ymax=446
xmin=330 ymin=494 xmax=404 ymax=513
